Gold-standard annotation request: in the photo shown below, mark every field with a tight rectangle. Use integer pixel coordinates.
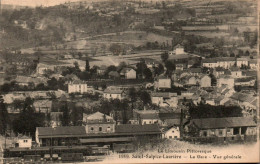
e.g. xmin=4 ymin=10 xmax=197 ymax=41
xmin=20 ymin=31 xmax=173 ymax=55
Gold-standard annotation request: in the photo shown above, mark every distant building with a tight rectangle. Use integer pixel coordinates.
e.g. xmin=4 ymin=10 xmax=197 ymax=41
xmin=82 ymin=112 xmax=115 ymax=133
xmin=217 ymin=76 xmax=235 ymax=89
xmin=163 ymin=126 xmax=180 ymax=139
xmin=213 ymin=67 xmax=226 ymax=78
xmin=188 ymin=117 xmax=257 ymax=142
xmin=230 ymin=67 xmax=242 ymax=78
xmin=249 ymin=59 xmax=258 ymax=70
xmin=33 ymin=100 xmax=52 ymax=114
xmin=157 ymin=75 xmax=171 ymax=90
xmin=202 ymin=57 xmax=236 ymax=69
xmin=68 ymin=80 xmax=88 ymax=94
xmin=200 ymin=75 xmax=211 ymax=88
xmin=16 ymin=136 xmax=32 ymax=148
xmin=103 ymin=88 xmax=126 ymax=100
xmin=120 ymin=68 xmax=136 ymax=79
xmin=97 ymin=65 xmax=107 ymax=75
xmin=176 ymin=64 xmax=184 ymax=71
xmin=36 ymin=122 xmax=161 ymax=147
xmin=236 ymin=58 xmax=249 ymax=68
xmin=151 ymin=92 xmax=178 ymax=108
xmin=174 ymin=44 xmax=185 ymax=55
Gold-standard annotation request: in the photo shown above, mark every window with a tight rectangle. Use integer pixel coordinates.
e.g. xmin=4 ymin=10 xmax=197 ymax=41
xmin=99 ymin=127 xmax=102 ymax=132
xmin=169 ymin=136 xmax=172 ymax=139
xmin=143 ymin=121 xmax=146 ymax=124
xmin=174 ymin=136 xmax=177 ymax=139
xmin=203 ymin=131 xmax=207 ymax=137
xmin=172 ymin=131 xmax=175 ymax=133
xmin=233 ymin=128 xmax=239 ymax=135
xmin=107 ymin=127 xmax=111 ymax=132
xmin=219 ymin=130 xmax=223 ymax=136
xmin=149 ymin=121 xmax=152 ymax=124
xmin=107 ymin=119 xmax=110 ymax=122
xmin=24 ymin=140 xmax=27 ymax=143
xmin=90 ymin=127 xmax=94 ymax=131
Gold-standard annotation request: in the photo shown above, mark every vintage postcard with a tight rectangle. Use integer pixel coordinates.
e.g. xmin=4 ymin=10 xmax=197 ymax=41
xmin=0 ymin=0 xmax=259 ymax=163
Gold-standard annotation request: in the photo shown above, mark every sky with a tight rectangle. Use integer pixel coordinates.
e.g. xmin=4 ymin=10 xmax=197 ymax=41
xmin=2 ymin=0 xmax=87 ymax=7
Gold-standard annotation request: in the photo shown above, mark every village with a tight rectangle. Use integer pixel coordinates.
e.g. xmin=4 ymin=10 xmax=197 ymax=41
xmin=0 ymin=0 xmax=258 ymax=163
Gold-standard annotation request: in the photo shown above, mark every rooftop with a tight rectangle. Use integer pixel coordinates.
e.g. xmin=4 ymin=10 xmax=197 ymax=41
xmin=191 ymin=117 xmax=256 ymax=129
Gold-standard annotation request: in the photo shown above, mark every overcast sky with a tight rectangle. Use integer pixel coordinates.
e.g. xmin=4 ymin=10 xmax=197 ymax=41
xmin=2 ymin=0 xmax=87 ymax=7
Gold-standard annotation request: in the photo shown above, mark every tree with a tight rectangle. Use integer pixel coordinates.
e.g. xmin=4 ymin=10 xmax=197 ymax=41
xmin=109 ymin=44 xmax=122 ymax=56
xmin=139 ymin=90 xmax=151 ymax=109
xmin=13 ymin=97 xmax=45 ymax=137
xmin=128 ymin=87 xmax=137 ymax=110
xmin=165 ymin=60 xmax=175 ymax=75
xmin=161 ymin=52 xmax=169 ymax=63
xmin=61 ymin=101 xmax=70 ymax=126
xmin=85 ymin=59 xmax=90 ymax=72
xmin=230 ymin=52 xmax=235 ymax=57
xmin=0 ymin=97 xmax=9 ymax=135
xmin=143 ymin=68 xmax=153 ymax=79
xmin=154 ymin=63 xmax=164 ymax=76
xmin=47 ymin=77 xmax=58 ymax=90
xmin=245 ymin=50 xmax=250 ymax=56
xmin=136 ymin=59 xmax=147 ymax=78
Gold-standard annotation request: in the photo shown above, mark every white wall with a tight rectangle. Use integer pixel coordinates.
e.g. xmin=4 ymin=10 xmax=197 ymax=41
xmin=68 ymin=84 xmax=88 ymax=94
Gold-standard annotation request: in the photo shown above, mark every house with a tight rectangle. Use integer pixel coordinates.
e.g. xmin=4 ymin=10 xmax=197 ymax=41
xmin=174 ymin=44 xmax=185 ymax=55
xmin=103 ymin=88 xmax=126 ymax=100
xmin=213 ymin=67 xmax=226 ymax=78
xmin=82 ymin=112 xmax=115 ymax=133
xmin=249 ymin=59 xmax=258 ymax=70
xmin=236 ymin=58 xmax=249 ymax=68
xmin=120 ymin=68 xmax=136 ymax=79
xmin=202 ymin=57 xmax=236 ymax=69
xmin=188 ymin=117 xmax=257 ymax=142
xmin=187 ymin=76 xmax=200 ymax=86
xmin=235 ymin=77 xmax=256 ymax=86
xmin=189 ymin=68 xmax=202 ymax=76
xmin=68 ymin=80 xmax=88 ymax=94
xmin=200 ymin=75 xmax=211 ymax=88
xmin=138 ymin=113 xmax=160 ymax=125
xmin=230 ymin=67 xmax=242 ymax=78
xmin=157 ymin=76 xmax=171 ymax=90
xmin=176 ymin=64 xmax=184 ymax=71
xmin=15 ymin=76 xmax=47 ymax=86
xmin=16 ymin=136 xmax=32 ymax=148
xmin=163 ymin=126 xmax=180 ymax=139
xmin=108 ymin=71 xmax=120 ymax=79
xmin=217 ymin=76 xmax=235 ymax=89
xmin=151 ymin=92 xmax=178 ymax=108
xmin=33 ymin=100 xmax=52 ymax=113
xmin=97 ymin=65 xmax=107 ymax=75
xmin=50 ymin=112 xmax=63 ymax=128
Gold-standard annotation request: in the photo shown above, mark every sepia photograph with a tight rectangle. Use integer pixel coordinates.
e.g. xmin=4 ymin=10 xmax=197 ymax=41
xmin=0 ymin=0 xmax=259 ymax=163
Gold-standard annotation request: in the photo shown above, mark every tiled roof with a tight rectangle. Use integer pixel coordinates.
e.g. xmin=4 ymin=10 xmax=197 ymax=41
xmin=191 ymin=117 xmax=256 ymax=129
xmin=104 ymin=88 xmax=124 ymax=94
xmin=189 ymin=68 xmax=202 ymax=73
xmin=33 ymin=100 xmax=52 ymax=108
xmin=70 ymin=79 xmax=86 ymax=84
xmin=235 ymin=77 xmax=255 ymax=82
xmin=215 ymin=67 xmax=226 ymax=71
xmin=120 ymin=68 xmax=135 ymax=74
xmin=115 ymin=124 xmax=161 ymax=134
xmin=139 ymin=113 xmax=159 ymax=119
xmin=37 ymin=126 xmax=86 ymax=136
xmin=151 ymin=92 xmax=177 ymax=98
